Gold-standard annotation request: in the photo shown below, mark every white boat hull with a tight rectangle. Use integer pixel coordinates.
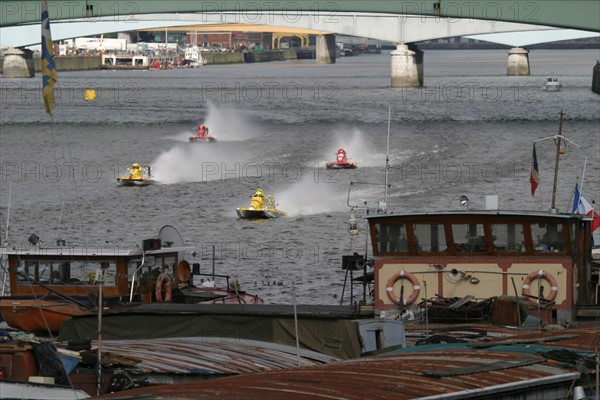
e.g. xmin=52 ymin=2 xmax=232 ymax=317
xmin=0 ymin=381 xmax=89 ymax=399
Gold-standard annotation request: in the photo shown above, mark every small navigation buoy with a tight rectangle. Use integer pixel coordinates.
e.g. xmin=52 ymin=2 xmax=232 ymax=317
xmin=84 ymin=89 xmax=97 ymax=101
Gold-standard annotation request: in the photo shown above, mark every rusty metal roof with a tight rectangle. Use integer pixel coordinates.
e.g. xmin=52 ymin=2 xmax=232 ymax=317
xmin=404 ymin=323 xmax=600 ymax=353
xmin=89 ymin=323 xmax=600 ymax=399
xmin=70 ymin=337 xmax=338 ymax=376
xmin=94 ymin=347 xmax=583 ymax=399
xmin=404 ymin=321 xmax=600 ymax=347
xmin=467 ymin=327 xmax=600 ymax=352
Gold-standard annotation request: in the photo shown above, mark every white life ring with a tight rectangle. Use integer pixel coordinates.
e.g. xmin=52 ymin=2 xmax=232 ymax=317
xmin=386 ymin=271 xmax=421 ymax=306
xmin=522 ymin=270 xmax=558 ymax=304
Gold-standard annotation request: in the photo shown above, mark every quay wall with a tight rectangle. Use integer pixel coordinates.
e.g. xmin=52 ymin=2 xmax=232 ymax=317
xmin=201 ymin=52 xmax=245 ymax=64
xmin=0 ymin=50 xmax=299 ymax=74
xmin=0 ymin=55 xmax=102 ymax=73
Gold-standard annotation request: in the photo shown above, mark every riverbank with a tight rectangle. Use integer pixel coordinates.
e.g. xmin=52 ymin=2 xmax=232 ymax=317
xmin=0 ymin=49 xmax=300 ymax=74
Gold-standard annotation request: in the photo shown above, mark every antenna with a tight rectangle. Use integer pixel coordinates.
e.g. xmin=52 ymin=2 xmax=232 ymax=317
xmin=4 ymin=181 xmax=11 ymax=246
xmin=384 ymin=106 xmax=391 ymax=207
xmin=55 ymin=201 xmax=64 ymax=244
xmin=292 ymin=282 xmax=301 ymax=367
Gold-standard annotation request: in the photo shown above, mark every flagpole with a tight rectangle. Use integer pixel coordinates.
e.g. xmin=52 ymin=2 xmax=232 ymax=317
xmin=580 ymin=156 xmax=588 ymax=193
xmin=533 ymin=112 xmax=588 ymax=212
xmin=550 ymin=110 xmax=564 ymax=211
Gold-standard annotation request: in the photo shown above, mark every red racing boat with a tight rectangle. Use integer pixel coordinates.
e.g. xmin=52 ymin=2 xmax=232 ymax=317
xmin=189 ymin=124 xmax=217 ymax=142
xmin=326 ymin=148 xmax=357 ymax=169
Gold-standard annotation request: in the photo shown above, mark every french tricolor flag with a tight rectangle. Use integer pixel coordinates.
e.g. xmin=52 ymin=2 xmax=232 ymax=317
xmin=530 ymin=144 xmax=539 ymax=196
xmin=572 ymin=183 xmax=600 ymax=232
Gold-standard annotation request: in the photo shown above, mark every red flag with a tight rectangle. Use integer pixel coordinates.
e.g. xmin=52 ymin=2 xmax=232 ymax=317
xmin=530 ymin=144 xmax=539 ymax=196
xmin=576 ymin=194 xmax=600 ymax=232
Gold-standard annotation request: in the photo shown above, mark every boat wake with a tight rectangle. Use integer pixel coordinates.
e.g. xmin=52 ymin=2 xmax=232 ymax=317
xmin=151 ymin=144 xmax=254 ymax=184
xmin=275 ymin=175 xmax=352 ymax=216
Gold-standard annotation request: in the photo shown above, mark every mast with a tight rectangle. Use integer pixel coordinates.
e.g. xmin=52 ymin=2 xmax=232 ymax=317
xmin=550 ymin=110 xmax=564 ymax=211
xmin=1 ymin=182 xmax=12 ymax=296
xmin=384 ymin=106 xmax=391 ymax=207
xmin=4 ymin=181 xmax=10 ymax=245
xmin=97 ymin=270 xmax=104 ymax=396
xmin=533 ymin=111 xmax=585 ymax=212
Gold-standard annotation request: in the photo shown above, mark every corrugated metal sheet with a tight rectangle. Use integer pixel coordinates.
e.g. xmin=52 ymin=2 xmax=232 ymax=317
xmin=91 ymin=324 xmax=600 ymax=399
xmin=72 ymin=337 xmax=338 ymax=376
xmin=478 ymin=325 xmax=600 ymax=352
xmin=94 ymin=347 xmax=585 ymax=399
xmin=404 ymin=322 xmax=600 ymax=351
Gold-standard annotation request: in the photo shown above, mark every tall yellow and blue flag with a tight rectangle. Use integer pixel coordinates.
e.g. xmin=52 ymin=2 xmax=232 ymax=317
xmin=41 ymin=0 xmax=57 ymax=115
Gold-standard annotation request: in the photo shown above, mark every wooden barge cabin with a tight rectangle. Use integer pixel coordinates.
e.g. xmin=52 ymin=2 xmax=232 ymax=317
xmin=0 ymin=241 xmax=191 ymax=333
xmin=366 ymin=210 xmax=596 ymax=322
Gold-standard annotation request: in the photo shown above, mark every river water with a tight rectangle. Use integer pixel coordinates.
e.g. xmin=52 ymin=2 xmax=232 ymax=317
xmin=1 ymin=49 xmax=599 ymax=304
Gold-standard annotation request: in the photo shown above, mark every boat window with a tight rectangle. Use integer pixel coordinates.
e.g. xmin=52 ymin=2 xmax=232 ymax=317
xmin=374 ymin=223 xmax=408 ymax=253
xmin=413 ymin=224 xmax=447 ymax=252
xmin=17 ymin=260 xmax=42 ymax=284
xmin=162 ymin=256 xmax=176 ymax=275
xmin=491 ymin=224 xmax=526 ymax=252
xmin=18 ymin=260 xmax=66 ymax=284
xmin=49 ymin=262 xmax=70 ymax=284
xmin=531 ymin=222 xmax=566 ymax=253
xmin=54 ymin=260 xmax=118 ymax=286
xmin=451 ymin=223 xmax=486 ymax=252
xmin=569 ymin=222 xmax=578 ymax=253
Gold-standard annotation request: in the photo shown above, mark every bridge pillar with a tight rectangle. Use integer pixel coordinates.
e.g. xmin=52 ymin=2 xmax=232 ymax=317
xmin=316 ymin=34 xmax=336 ymax=64
xmin=507 ymin=47 xmax=530 ymax=76
xmin=592 ymin=61 xmax=600 ymax=95
xmin=2 ymin=48 xmax=35 ymax=78
xmin=390 ymin=44 xmax=423 ymax=88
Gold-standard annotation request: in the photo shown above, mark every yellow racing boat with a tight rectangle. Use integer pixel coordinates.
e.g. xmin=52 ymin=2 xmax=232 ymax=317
xmin=116 ymin=163 xmax=155 ymax=186
xmin=236 ymin=190 xmax=286 ymax=219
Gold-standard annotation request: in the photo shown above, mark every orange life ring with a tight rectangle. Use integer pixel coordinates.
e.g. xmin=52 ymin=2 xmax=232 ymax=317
xmin=522 ymin=270 xmax=558 ymax=303
xmin=155 ymin=273 xmax=172 ymax=302
xmin=386 ymin=270 xmax=421 ymax=306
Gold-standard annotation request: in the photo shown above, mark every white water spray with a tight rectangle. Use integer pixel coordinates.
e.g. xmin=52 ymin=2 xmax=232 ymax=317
xmin=169 ymin=102 xmax=262 ymax=142
xmin=275 ymin=174 xmax=349 ymax=216
xmin=320 ymin=127 xmax=385 ymax=168
xmin=152 ymin=103 xmax=265 ymax=183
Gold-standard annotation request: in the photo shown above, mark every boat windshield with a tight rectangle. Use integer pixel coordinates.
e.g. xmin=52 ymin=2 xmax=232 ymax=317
xmin=371 ymin=216 xmax=574 ymax=256
xmin=452 ymin=223 xmax=486 ymax=252
xmin=531 ymin=222 xmax=566 ymax=252
xmin=17 ymin=259 xmax=117 ymax=286
xmin=374 ymin=223 xmax=408 ymax=253
xmin=413 ymin=224 xmax=447 ymax=252
xmin=491 ymin=224 xmax=526 ymax=252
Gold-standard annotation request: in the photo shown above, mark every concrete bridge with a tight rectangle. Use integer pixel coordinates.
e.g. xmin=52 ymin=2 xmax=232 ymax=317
xmin=0 ymin=12 xmax=574 ymax=48
xmin=2 ymin=1 xmax=598 ymax=85
xmin=2 ymin=1 xmax=599 ymax=32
